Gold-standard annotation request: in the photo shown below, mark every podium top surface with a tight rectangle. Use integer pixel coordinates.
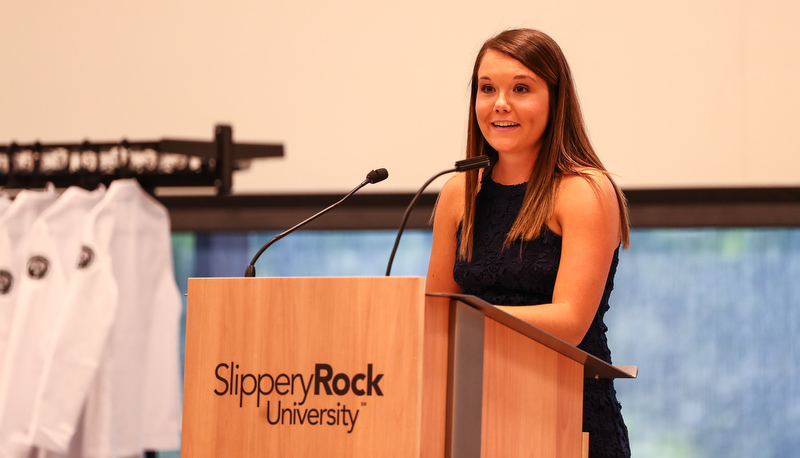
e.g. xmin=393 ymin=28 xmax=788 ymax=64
xmin=429 ymin=293 xmax=637 ymax=380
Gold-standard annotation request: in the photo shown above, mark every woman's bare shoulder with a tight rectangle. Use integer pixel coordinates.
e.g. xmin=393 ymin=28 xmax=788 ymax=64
xmin=559 ymin=168 xmax=616 ymax=201
xmin=552 ymin=168 xmax=619 ymax=236
xmin=438 ymin=172 xmax=466 ymax=205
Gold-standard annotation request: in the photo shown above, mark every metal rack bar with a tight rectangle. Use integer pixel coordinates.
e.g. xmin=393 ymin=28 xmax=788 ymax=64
xmin=0 ymin=124 xmax=283 ymax=196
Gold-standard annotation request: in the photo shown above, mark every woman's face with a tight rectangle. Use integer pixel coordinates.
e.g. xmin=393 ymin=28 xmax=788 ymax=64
xmin=475 ymin=49 xmax=550 ymax=159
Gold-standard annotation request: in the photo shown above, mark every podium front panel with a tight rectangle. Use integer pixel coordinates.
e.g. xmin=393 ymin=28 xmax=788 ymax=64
xmin=182 ymin=277 xmax=426 ymax=457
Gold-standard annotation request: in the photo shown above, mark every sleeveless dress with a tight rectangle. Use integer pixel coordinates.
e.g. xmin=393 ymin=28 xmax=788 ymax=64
xmin=453 ymin=178 xmax=631 ymax=458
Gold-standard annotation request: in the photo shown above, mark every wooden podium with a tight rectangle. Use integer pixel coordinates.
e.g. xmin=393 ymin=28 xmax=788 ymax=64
xmin=182 ymin=277 xmax=636 ymax=457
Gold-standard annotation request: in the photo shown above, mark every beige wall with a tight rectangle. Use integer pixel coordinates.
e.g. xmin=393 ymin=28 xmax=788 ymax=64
xmin=2 ymin=1 xmax=798 ymax=193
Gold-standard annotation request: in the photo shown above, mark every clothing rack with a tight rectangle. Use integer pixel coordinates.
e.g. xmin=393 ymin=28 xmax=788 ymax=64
xmin=0 ymin=124 xmax=283 ymax=196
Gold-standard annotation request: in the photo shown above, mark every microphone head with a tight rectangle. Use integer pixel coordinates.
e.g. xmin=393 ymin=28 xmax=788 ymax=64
xmin=455 ymin=155 xmax=491 ymax=172
xmin=366 ymin=168 xmax=389 ymax=184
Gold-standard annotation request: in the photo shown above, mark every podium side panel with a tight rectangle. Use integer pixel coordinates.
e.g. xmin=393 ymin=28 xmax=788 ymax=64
xmin=481 ymin=318 xmax=583 ymax=457
xmin=182 ymin=277 xmax=425 ymax=457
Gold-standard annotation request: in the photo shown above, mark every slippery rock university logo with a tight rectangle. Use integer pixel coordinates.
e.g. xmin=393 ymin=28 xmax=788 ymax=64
xmin=213 ymin=362 xmax=384 ymax=434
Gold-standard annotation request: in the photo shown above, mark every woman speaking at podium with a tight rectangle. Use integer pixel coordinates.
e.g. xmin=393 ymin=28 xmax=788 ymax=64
xmin=426 ymin=28 xmax=631 ymax=457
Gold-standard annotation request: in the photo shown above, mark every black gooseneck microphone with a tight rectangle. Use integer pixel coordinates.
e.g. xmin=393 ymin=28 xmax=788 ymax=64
xmin=244 ymin=168 xmax=389 ymax=277
xmin=385 ymin=155 xmax=490 ymax=276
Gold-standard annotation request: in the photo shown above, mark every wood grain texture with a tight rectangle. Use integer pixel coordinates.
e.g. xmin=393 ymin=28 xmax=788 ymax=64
xmin=182 ymin=277 xmax=425 ymax=457
xmin=420 ymin=295 xmax=450 ymax=457
xmin=481 ymin=318 xmax=583 ymax=457
xmin=183 ymin=282 xmax=596 ymax=457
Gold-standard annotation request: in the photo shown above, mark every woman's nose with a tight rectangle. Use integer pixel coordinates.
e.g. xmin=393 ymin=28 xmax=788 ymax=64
xmin=494 ymin=92 xmax=511 ymax=112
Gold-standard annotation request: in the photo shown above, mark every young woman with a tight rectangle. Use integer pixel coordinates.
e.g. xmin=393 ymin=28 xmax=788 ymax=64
xmin=426 ymin=29 xmax=632 ymax=457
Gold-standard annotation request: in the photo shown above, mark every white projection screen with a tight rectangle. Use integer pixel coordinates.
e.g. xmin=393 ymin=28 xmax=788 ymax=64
xmin=2 ymin=1 xmax=798 ymax=194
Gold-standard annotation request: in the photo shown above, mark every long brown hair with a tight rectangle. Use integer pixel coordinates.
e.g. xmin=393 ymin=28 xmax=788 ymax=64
xmin=460 ymin=28 xmax=630 ymax=260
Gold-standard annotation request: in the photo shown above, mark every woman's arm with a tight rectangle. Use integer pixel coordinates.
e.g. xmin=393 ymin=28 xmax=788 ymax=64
xmin=497 ymin=171 xmax=622 ymax=346
xmin=425 ymin=174 xmax=465 ymax=295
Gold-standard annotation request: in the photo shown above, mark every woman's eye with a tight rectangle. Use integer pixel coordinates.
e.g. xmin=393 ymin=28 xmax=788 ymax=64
xmin=513 ymin=85 xmax=530 ymax=93
xmin=480 ymin=84 xmax=495 ymax=94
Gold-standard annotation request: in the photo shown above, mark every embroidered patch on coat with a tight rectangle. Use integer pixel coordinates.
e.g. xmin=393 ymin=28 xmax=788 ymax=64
xmin=77 ymin=246 xmax=94 ymax=269
xmin=0 ymin=270 xmax=12 ymax=294
xmin=27 ymin=256 xmax=49 ymax=280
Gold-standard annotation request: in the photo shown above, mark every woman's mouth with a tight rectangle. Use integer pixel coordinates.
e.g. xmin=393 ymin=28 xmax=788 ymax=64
xmin=492 ymin=121 xmax=519 ymax=128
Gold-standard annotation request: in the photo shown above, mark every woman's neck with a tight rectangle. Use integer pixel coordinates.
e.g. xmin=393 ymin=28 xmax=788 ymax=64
xmin=491 ymin=153 xmax=537 ymax=185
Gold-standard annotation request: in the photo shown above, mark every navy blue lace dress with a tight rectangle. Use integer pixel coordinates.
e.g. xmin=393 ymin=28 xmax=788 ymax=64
xmin=453 ymin=178 xmax=631 ymax=458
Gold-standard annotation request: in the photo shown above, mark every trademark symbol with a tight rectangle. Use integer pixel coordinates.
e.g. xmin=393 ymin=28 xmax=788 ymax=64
xmin=361 ymin=402 xmax=367 ymax=407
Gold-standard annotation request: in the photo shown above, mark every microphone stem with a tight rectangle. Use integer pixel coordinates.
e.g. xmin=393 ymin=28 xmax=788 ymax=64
xmin=385 ymin=168 xmax=456 ymax=276
xmin=245 ymin=178 xmax=370 ymax=276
